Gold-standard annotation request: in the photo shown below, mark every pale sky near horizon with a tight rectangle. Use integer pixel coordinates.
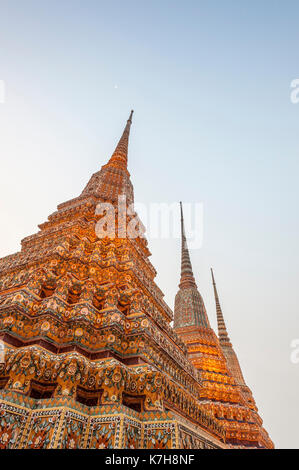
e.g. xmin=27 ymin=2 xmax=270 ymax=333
xmin=0 ymin=0 xmax=298 ymax=448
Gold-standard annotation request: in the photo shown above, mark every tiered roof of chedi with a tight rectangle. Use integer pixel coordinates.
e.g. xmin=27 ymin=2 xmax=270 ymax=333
xmin=174 ymin=203 xmax=273 ymax=448
xmin=0 ymin=112 xmax=273 ymax=449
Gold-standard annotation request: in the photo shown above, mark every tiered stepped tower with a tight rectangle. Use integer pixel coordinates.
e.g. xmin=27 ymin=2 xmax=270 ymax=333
xmin=174 ymin=203 xmax=273 ymax=448
xmin=0 ymin=112 xmax=273 ymax=449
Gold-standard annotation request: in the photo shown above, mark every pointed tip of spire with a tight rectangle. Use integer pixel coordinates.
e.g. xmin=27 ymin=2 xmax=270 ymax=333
xmin=211 ymin=267 xmax=216 ymax=285
xmin=180 ymin=201 xmax=185 ymax=237
xmin=178 ymin=200 xmax=197 ymax=289
xmin=211 ymin=268 xmax=231 ymax=345
xmin=107 ymin=111 xmax=134 ymax=169
xmin=128 ymin=110 xmax=134 ymax=123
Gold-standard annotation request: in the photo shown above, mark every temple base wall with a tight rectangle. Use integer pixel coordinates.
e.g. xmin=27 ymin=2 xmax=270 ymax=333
xmin=0 ymin=392 xmax=224 ymax=449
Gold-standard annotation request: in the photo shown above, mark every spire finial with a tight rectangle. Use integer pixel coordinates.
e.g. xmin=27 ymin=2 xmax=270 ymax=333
xmin=180 ymin=201 xmax=185 ymax=238
xmin=128 ymin=110 xmax=134 ymax=122
xmin=179 ymin=202 xmax=197 ymax=289
xmin=174 ymin=202 xmax=211 ymax=329
xmin=107 ymin=110 xmax=134 ymax=169
xmin=211 ymin=268 xmax=231 ymax=345
xmin=211 ymin=268 xmax=249 ymax=387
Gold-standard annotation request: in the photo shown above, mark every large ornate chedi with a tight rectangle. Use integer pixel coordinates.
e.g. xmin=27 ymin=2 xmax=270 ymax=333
xmin=0 ymin=112 xmax=273 ymax=449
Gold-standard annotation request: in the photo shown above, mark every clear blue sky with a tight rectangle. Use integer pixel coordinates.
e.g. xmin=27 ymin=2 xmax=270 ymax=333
xmin=0 ymin=0 xmax=299 ymax=448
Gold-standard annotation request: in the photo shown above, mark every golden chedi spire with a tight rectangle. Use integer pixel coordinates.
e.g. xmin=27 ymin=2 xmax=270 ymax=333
xmin=179 ymin=202 xmax=197 ymax=289
xmin=81 ymin=110 xmax=135 ymax=205
xmin=211 ymin=268 xmax=252 ymax=389
xmin=209 ymin=267 xmax=273 ymax=444
xmin=174 ymin=202 xmax=210 ymax=329
xmin=107 ymin=110 xmax=134 ymax=169
xmin=174 ymin=207 xmax=273 ymax=448
xmin=210 ymin=268 xmax=232 ymax=348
